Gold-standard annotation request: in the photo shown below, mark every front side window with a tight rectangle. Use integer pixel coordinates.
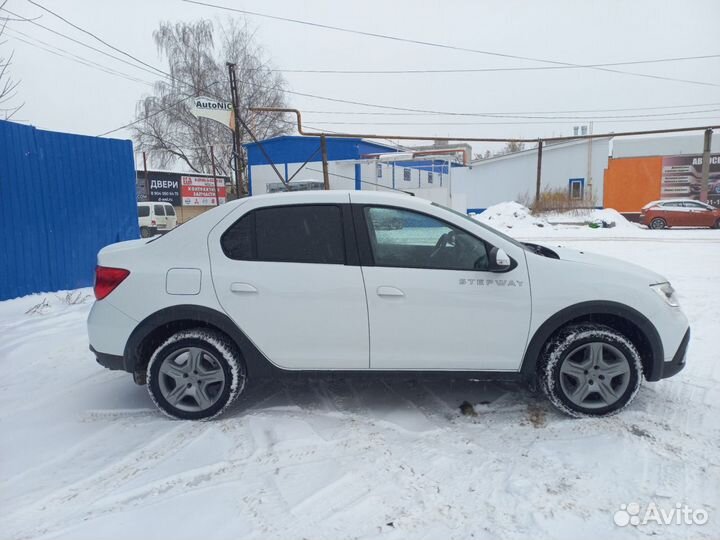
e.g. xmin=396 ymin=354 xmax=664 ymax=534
xmin=364 ymin=206 xmax=488 ymax=271
xmin=222 ymin=205 xmax=345 ymax=264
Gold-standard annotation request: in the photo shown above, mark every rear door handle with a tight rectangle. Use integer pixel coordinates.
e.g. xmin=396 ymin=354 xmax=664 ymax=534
xmin=230 ymin=282 xmax=257 ymax=293
xmin=377 ymin=286 xmax=404 ymax=297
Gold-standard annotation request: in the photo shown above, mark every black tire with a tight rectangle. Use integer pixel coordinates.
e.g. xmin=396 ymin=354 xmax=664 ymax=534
xmin=539 ymin=324 xmax=643 ymax=418
xmin=147 ymin=328 xmax=246 ymax=420
xmin=649 ymin=217 xmax=667 ymax=230
xmin=140 ymin=226 xmax=151 ymax=238
xmin=713 ymin=218 xmax=720 ymax=229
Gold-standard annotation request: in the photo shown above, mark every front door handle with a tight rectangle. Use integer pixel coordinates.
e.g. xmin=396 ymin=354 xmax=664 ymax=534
xmin=230 ymin=282 xmax=257 ymax=293
xmin=377 ymin=286 xmax=404 ymax=297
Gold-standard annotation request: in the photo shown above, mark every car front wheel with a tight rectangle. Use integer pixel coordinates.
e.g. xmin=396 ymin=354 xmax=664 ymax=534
xmin=540 ymin=324 xmax=643 ymax=417
xmin=147 ymin=329 xmax=246 ymax=420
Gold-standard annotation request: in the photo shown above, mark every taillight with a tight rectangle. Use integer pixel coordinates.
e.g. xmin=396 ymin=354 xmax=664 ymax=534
xmin=151 ymin=219 xmax=157 ymax=226
xmin=94 ymin=266 xmax=130 ymax=300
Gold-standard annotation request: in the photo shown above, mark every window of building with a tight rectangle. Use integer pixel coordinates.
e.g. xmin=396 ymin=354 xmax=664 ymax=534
xmin=403 ymin=168 xmax=411 ymax=182
xmin=376 ymin=163 xmax=383 ymax=178
xmin=428 ymin=172 xmax=433 ymax=184
xmin=568 ymin=178 xmax=584 ymax=200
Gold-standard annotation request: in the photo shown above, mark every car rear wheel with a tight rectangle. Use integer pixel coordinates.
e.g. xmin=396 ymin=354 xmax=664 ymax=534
xmin=713 ymin=218 xmax=720 ymax=229
xmin=649 ymin=217 xmax=667 ymax=229
xmin=539 ymin=324 xmax=643 ymax=417
xmin=140 ymin=226 xmax=152 ymax=238
xmin=147 ymin=329 xmax=246 ymax=420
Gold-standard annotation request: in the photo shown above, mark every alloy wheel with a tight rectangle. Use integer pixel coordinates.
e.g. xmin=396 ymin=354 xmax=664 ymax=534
xmin=157 ymin=347 xmax=227 ymax=412
xmin=559 ymin=342 xmax=631 ymax=409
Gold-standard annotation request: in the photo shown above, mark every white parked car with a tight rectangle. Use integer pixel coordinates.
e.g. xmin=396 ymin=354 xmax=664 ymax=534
xmin=90 ymin=191 xmax=690 ymax=420
xmin=137 ymin=201 xmax=177 ymax=238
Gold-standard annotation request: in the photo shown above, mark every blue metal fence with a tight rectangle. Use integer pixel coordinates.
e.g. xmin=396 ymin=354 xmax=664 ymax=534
xmin=0 ymin=120 xmax=138 ymax=301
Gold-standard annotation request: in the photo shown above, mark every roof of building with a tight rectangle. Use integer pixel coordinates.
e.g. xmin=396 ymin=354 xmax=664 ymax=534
xmin=244 ymin=135 xmax=400 ymax=166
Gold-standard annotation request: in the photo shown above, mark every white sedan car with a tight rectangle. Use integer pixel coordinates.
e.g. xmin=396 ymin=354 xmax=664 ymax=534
xmin=88 ymin=191 xmax=690 ymax=420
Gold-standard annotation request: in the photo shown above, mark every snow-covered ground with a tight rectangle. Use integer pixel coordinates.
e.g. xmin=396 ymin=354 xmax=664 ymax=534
xmin=2 ymin=206 xmax=719 ymax=540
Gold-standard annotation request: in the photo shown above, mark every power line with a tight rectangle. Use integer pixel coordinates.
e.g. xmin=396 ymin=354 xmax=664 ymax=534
xmin=306 ymin=116 xmax=720 ymax=126
xmin=271 ymin=55 xmax=720 ymax=75
xmin=1 ymin=6 xmax=168 ymax=81
xmin=302 ymin=107 xmax=720 ymax=121
xmin=96 ymin=84 xmax=221 ymax=137
xmin=182 ymin=0 xmax=720 ymax=88
xmin=5 ymin=27 xmax=155 ymax=87
xmin=17 ymin=19 xmax=715 ymax=122
xmin=26 ymin=0 xmax=170 ymax=80
xmin=299 ymin=102 xmax=720 ymax=116
xmin=10 ymin=2 xmax=714 ymax=140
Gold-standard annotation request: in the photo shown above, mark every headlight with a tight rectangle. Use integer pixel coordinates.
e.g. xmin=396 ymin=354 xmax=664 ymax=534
xmin=651 ymin=282 xmax=679 ymax=307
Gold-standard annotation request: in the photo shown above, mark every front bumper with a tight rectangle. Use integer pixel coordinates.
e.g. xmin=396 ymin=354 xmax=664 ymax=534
xmin=658 ymin=327 xmax=689 ymax=380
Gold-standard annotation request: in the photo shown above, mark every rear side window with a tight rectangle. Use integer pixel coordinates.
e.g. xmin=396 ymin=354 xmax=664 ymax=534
xmin=222 ymin=205 xmax=345 ymax=265
xmin=154 ymin=204 xmax=165 ymax=216
xmin=165 ymin=205 xmax=176 ymax=216
xmin=138 ymin=206 xmax=150 ymax=217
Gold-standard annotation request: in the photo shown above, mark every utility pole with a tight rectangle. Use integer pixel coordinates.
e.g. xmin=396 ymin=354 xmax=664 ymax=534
xmin=210 ymin=145 xmax=220 ymax=206
xmin=700 ymin=128 xmax=713 ymax=204
xmin=320 ymin=134 xmax=330 ymax=190
xmin=142 ymin=151 xmax=150 ymax=201
xmin=227 ymin=62 xmax=245 ymax=197
xmin=586 ymin=121 xmax=593 ymax=202
xmin=535 ymin=140 xmax=543 ymax=209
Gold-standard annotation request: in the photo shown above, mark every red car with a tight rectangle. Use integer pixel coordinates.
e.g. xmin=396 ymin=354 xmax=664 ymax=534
xmin=640 ymin=199 xmax=720 ymax=229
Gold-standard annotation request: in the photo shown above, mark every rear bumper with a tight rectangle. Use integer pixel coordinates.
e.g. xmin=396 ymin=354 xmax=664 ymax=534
xmin=658 ymin=327 xmax=690 ymax=380
xmin=90 ymin=344 xmax=125 ymax=371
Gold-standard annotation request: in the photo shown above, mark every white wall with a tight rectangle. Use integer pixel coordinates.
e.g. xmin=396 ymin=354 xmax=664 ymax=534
xmin=452 ymin=138 xmax=610 ymax=211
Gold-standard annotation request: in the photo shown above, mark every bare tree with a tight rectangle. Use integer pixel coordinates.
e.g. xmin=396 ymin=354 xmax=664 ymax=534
xmin=0 ymin=1 xmax=23 ymax=120
xmin=133 ymin=18 xmax=289 ymax=187
xmin=496 ymin=141 xmax=526 ymax=156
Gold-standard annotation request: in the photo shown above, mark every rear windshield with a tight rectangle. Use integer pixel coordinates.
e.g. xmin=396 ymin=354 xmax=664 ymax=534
xmin=165 ymin=205 xmax=176 ymax=216
xmin=137 ymin=206 xmax=150 ymax=217
xmin=154 ymin=204 xmax=165 ymax=216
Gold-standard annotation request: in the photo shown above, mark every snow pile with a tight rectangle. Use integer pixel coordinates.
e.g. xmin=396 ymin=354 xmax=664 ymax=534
xmin=543 ymin=207 xmax=637 ymax=230
xmin=472 ymin=202 xmax=640 ymax=234
xmin=471 ymin=201 xmax=548 ymax=230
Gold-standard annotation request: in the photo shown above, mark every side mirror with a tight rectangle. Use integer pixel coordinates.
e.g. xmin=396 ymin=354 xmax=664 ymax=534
xmin=489 ymin=247 xmax=512 ymax=272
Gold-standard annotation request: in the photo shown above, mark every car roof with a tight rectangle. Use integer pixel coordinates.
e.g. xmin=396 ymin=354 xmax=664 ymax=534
xmin=644 ymin=198 xmax=707 ymax=207
xmin=241 ymin=189 xmax=421 ymax=206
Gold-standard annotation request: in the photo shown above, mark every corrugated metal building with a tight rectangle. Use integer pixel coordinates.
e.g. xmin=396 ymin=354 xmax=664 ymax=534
xmin=0 ymin=120 xmax=138 ymax=300
xmin=245 ymin=136 xmax=452 ymax=201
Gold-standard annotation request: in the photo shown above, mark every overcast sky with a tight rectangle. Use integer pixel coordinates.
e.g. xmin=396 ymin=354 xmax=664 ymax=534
xmin=3 ymin=0 xmax=720 ymax=155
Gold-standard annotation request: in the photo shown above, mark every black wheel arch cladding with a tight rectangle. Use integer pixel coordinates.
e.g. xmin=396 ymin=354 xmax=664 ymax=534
xmin=520 ymin=300 xmax=664 ymax=382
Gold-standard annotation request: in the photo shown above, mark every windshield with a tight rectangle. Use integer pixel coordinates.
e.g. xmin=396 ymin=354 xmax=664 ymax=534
xmin=431 ymin=202 xmax=529 ymax=251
